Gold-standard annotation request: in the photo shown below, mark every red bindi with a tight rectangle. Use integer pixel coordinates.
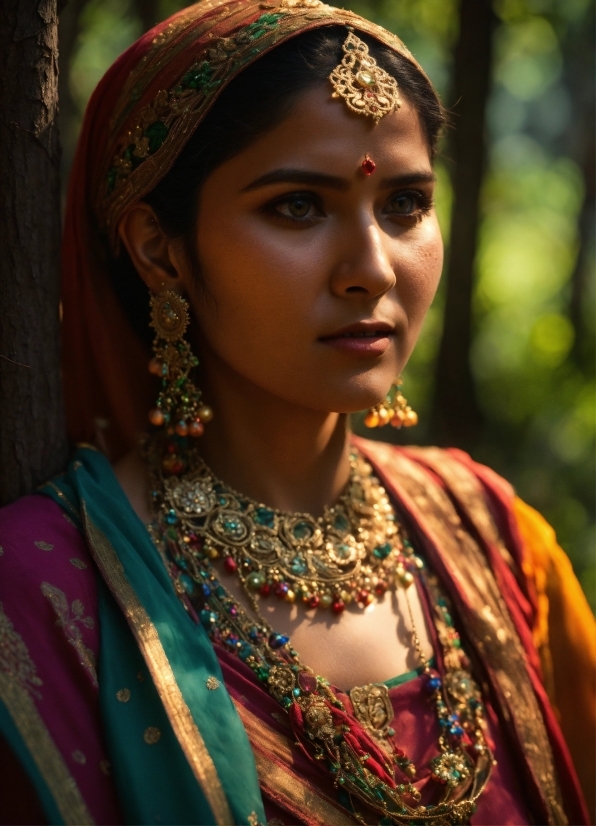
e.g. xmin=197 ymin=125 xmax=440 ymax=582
xmin=361 ymin=154 xmax=376 ymax=175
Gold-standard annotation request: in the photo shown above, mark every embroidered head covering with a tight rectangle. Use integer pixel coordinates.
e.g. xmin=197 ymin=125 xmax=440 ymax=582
xmin=62 ymin=0 xmax=431 ymax=458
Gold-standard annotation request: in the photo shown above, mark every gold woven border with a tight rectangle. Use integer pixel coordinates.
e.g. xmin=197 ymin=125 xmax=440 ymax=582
xmin=408 ymin=446 xmax=519 ymax=570
xmin=355 ymin=439 xmax=567 ymax=825
xmin=81 ymin=503 xmax=233 ymax=826
xmin=233 ymin=698 xmax=354 ymax=825
xmin=0 ymin=672 xmax=94 ymax=825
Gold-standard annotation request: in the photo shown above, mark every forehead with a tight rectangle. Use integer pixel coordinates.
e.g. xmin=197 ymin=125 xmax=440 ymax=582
xmin=215 ymin=84 xmax=432 ymax=184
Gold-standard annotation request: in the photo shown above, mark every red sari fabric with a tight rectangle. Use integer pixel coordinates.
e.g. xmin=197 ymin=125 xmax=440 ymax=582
xmin=357 ymin=441 xmax=589 ymax=825
xmin=216 ymin=615 xmax=534 ymax=825
xmin=0 ymin=444 xmax=591 ymax=824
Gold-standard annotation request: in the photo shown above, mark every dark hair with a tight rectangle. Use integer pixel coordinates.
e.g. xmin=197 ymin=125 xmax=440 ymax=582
xmin=111 ymin=26 xmax=445 ymax=342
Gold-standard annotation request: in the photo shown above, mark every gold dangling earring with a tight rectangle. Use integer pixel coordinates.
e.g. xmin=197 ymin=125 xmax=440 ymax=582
xmin=147 ymin=290 xmax=213 ymax=438
xmin=364 ymin=376 xmax=418 ymax=429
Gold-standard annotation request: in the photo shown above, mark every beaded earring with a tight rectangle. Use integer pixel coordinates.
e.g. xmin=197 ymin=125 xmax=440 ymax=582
xmin=364 ymin=376 xmax=418 ymax=429
xmin=147 ymin=290 xmax=213 ymax=438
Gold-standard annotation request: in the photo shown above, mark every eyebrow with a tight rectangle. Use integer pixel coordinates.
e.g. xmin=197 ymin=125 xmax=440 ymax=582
xmin=243 ymin=169 xmax=350 ymax=192
xmin=242 ymin=168 xmax=436 ymax=192
xmin=380 ymin=171 xmax=436 ymax=188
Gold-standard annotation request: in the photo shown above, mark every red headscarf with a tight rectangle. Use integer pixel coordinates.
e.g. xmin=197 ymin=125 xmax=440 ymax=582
xmin=61 ymin=0 xmax=428 ymax=459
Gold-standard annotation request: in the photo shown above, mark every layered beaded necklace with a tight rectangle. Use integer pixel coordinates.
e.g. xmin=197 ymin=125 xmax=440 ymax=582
xmin=147 ymin=436 xmax=495 ymax=825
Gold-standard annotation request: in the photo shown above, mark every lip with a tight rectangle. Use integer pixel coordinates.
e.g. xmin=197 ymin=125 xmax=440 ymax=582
xmin=318 ymin=320 xmax=395 ymax=357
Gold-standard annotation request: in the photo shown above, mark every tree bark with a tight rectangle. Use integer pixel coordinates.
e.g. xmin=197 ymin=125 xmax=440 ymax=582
xmin=0 ymin=0 xmax=68 ymax=505
xmin=564 ymin=3 xmax=595 ymax=371
xmin=431 ymin=0 xmax=495 ymax=447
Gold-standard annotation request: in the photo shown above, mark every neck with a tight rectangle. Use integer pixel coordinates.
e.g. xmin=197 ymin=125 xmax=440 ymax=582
xmin=197 ymin=363 xmax=352 ymax=517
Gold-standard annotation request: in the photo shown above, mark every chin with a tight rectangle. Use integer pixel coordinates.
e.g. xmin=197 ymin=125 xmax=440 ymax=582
xmin=311 ymin=380 xmax=395 ymax=416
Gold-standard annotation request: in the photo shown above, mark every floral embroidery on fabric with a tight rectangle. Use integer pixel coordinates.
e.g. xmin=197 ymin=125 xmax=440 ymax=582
xmin=40 ymin=582 xmax=98 ymax=686
xmin=0 ymin=602 xmax=43 ymax=698
xmin=34 ymin=540 xmax=54 ymax=551
xmin=104 ymin=12 xmax=284 ymax=200
xmin=261 ymin=0 xmax=325 ymax=8
xmin=69 ymin=558 xmax=88 ymax=570
xmin=144 ymin=726 xmax=161 ymax=744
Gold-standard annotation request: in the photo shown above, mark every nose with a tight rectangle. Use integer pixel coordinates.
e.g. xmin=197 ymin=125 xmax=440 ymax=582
xmin=329 ymin=220 xmax=396 ymax=300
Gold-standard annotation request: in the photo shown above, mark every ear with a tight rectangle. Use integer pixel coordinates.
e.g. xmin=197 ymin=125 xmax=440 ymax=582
xmin=118 ymin=202 xmax=187 ymax=294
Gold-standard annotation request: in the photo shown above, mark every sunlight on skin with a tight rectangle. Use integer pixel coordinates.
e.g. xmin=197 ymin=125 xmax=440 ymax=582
xmin=116 ymin=83 xmax=442 ymax=686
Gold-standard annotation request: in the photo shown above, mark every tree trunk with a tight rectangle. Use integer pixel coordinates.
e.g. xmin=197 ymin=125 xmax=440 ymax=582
xmin=0 ymin=0 xmax=68 ymax=505
xmin=430 ymin=0 xmax=495 ymax=447
xmin=564 ymin=3 xmax=595 ymax=371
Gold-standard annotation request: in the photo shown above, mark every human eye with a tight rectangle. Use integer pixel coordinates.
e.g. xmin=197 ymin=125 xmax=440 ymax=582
xmin=383 ymin=190 xmax=434 ymax=223
xmin=263 ymin=192 xmax=325 ymax=227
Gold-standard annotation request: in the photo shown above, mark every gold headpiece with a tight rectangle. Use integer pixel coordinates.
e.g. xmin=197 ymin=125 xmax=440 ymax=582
xmin=329 ymin=28 xmax=401 ymax=124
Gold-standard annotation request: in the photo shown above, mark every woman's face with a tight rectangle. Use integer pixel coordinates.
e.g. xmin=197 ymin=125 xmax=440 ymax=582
xmin=186 ymin=84 xmax=443 ymax=414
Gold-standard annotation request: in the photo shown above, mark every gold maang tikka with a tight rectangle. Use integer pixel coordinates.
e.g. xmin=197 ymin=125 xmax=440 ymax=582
xmin=329 ymin=29 xmax=401 ymax=124
xmin=148 ymin=290 xmax=213 ymax=446
xmin=364 ymin=376 xmax=418 ymax=429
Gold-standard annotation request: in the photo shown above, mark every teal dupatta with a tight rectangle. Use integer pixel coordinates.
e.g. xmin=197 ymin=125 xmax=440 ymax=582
xmin=41 ymin=446 xmax=265 ymax=825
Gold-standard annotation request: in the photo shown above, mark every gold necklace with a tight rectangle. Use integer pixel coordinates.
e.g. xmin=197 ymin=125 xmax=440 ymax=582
xmin=147 ymin=438 xmax=495 ymax=825
xmin=152 ymin=446 xmax=416 ymax=614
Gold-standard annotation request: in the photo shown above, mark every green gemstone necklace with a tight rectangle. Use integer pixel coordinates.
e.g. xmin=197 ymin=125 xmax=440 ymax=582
xmin=150 ymin=445 xmax=416 ymax=614
xmin=146 ymin=435 xmax=495 ymax=824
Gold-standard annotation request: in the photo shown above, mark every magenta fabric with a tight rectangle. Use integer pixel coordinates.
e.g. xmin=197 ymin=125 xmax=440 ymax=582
xmin=0 ymin=494 xmax=122 ymax=825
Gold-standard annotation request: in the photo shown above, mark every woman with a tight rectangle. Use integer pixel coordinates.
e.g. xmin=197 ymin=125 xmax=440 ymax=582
xmin=0 ymin=0 xmax=593 ymax=823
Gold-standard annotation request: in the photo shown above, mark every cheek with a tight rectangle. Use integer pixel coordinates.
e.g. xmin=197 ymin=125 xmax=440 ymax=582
xmin=192 ymin=217 xmax=320 ymax=367
xmin=395 ymin=221 xmax=443 ymax=332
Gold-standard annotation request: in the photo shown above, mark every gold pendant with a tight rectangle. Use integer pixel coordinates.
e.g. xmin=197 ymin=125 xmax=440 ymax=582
xmin=329 ymin=29 xmax=401 ymax=124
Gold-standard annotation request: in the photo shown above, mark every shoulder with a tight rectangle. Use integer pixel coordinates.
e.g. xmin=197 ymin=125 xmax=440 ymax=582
xmin=354 ymin=436 xmax=535 ymax=601
xmin=352 ymin=437 xmax=516 ymax=527
xmin=0 ymin=492 xmax=92 ymax=594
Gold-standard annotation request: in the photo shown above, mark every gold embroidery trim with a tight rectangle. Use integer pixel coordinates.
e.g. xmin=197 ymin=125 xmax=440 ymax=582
xmin=408 ymin=446 xmax=518 ymax=572
xmin=356 ymin=439 xmax=567 ymax=825
xmin=233 ymin=699 xmax=353 ymax=826
xmin=0 ymin=672 xmax=94 ymax=825
xmin=0 ymin=602 xmax=43 ymax=698
xmin=81 ymin=503 xmax=233 ymax=826
xmin=40 ymin=583 xmax=98 ymax=687
xmin=42 ymin=481 xmax=81 ymax=523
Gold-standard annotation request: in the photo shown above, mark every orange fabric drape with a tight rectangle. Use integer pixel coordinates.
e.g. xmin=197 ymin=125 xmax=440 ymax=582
xmin=514 ymin=496 xmax=596 ymax=822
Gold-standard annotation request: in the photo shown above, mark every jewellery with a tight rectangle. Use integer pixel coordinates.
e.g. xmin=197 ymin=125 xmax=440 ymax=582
xmin=148 ymin=443 xmax=414 ymax=613
xmin=148 ymin=442 xmax=494 ymax=824
xmin=364 ymin=376 xmax=418 ymax=429
xmin=329 ymin=29 xmax=401 ymax=125
xmin=147 ymin=291 xmax=213 ymax=453
xmin=361 ymin=153 xmax=376 ymax=175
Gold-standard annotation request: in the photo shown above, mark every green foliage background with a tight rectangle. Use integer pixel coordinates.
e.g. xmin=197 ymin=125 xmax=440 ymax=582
xmin=60 ymin=0 xmax=595 ymax=609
